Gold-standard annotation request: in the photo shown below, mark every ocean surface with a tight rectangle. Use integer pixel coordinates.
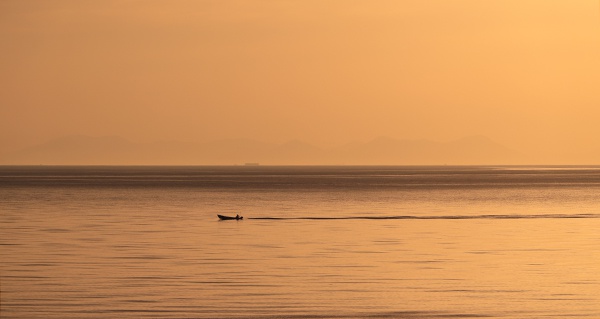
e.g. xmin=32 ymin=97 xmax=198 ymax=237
xmin=1 ymin=165 xmax=599 ymax=319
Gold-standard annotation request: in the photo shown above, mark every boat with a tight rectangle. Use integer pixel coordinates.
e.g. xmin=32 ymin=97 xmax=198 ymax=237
xmin=218 ymin=214 xmax=243 ymax=220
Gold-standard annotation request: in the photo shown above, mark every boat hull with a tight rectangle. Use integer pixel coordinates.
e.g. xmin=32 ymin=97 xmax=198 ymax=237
xmin=218 ymin=214 xmax=243 ymax=220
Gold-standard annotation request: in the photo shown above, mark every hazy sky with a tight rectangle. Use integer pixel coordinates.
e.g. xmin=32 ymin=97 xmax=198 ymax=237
xmin=1 ymin=1 xmax=599 ymax=161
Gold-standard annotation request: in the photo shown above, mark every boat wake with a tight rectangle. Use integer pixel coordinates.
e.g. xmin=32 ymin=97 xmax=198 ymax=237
xmin=248 ymin=213 xmax=600 ymax=220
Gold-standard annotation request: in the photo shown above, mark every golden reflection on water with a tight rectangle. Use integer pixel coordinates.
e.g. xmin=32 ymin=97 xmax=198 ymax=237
xmin=2 ymin=166 xmax=600 ymax=318
xmin=2 ymin=204 xmax=599 ymax=318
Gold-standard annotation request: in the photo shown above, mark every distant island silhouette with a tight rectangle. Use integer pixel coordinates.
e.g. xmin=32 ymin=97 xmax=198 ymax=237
xmin=1 ymin=134 xmax=596 ymax=165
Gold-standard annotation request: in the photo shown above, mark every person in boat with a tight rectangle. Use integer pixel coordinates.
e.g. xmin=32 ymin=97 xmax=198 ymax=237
xmin=236 ymin=214 xmax=240 ymax=220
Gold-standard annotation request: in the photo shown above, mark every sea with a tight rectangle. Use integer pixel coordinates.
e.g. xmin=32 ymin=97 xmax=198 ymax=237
xmin=1 ymin=165 xmax=599 ymax=319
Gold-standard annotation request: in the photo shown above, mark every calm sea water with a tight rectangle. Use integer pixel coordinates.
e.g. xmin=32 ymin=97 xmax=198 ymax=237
xmin=1 ymin=166 xmax=600 ymax=319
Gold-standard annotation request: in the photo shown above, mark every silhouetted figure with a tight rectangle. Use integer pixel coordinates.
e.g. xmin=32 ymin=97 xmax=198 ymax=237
xmin=236 ymin=214 xmax=240 ymax=220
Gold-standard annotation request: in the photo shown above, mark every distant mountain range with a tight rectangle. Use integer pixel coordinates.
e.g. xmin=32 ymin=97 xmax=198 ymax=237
xmin=0 ymin=135 xmax=535 ymax=165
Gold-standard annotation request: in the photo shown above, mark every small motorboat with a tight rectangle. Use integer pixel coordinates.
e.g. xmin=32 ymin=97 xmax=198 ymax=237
xmin=218 ymin=214 xmax=243 ymax=220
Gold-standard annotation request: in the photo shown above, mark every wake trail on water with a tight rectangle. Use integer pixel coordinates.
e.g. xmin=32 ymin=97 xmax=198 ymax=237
xmin=247 ymin=213 xmax=600 ymax=220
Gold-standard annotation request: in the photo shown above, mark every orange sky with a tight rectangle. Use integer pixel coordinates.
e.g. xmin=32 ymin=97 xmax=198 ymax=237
xmin=1 ymin=1 xmax=599 ymax=163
